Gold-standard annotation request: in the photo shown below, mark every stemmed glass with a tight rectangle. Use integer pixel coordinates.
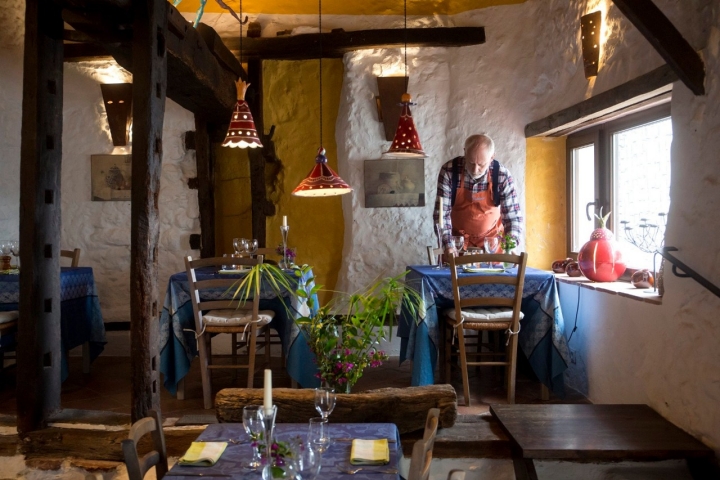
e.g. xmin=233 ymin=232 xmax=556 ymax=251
xmin=247 ymin=239 xmax=259 ymax=256
xmin=452 ymin=236 xmax=465 ymax=257
xmin=9 ymin=241 xmax=19 ymax=269
xmin=484 ymin=236 xmax=501 ymax=268
xmin=0 ymin=242 xmax=12 ymax=271
xmin=290 ymin=439 xmax=321 ymax=480
xmin=308 ymin=417 xmax=331 ymax=454
xmin=314 ymin=387 xmax=336 ymax=421
xmin=233 ymin=238 xmax=249 ymax=255
xmin=242 ymin=405 xmax=264 ymax=470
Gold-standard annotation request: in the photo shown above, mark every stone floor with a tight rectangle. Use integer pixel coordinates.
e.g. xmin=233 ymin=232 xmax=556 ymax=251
xmin=0 ymin=352 xmax=587 ymax=419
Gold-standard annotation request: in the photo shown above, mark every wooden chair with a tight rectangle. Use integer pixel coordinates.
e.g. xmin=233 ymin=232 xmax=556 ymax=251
xmin=185 ymin=255 xmax=276 ymax=409
xmin=443 ymin=252 xmax=528 ymax=406
xmin=122 ymin=409 xmax=168 ymax=480
xmin=60 ymin=248 xmax=81 ymax=267
xmin=426 ymin=246 xmax=443 ymax=266
xmin=255 ymin=248 xmax=279 ymax=265
xmin=407 ymin=408 xmax=440 ymax=480
xmin=0 ymin=313 xmax=19 ymax=375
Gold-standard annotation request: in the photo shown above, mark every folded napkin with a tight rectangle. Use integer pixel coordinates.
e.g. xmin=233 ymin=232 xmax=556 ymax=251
xmin=350 ymin=439 xmax=390 ymax=465
xmin=178 ymin=442 xmax=227 ymax=466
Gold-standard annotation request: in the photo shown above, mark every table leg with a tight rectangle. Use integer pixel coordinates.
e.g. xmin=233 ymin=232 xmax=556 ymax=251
xmin=82 ymin=341 xmax=91 ymax=374
xmin=540 ymin=384 xmax=550 ymax=401
xmin=512 ymin=457 xmax=539 ymax=480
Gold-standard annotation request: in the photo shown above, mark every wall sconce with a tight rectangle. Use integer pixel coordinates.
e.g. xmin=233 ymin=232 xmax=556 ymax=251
xmin=581 ymin=11 xmax=601 ymax=78
xmin=375 ymin=76 xmax=408 ymax=141
xmin=100 ymin=83 xmax=133 ymax=146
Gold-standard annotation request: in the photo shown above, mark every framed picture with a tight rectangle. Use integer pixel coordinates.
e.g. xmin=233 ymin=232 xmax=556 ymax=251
xmin=91 ymin=154 xmax=132 ymax=201
xmin=364 ymin=158 xmax=425 ymax=208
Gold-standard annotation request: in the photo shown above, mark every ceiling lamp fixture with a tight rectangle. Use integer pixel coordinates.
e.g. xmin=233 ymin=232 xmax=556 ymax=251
xmin=383 ymin=0 xmax=426 ymax=158
xmin=292 ymin=0 xmax=352 ymax=197
xmin=222 ymin=0 xmax=263 ymax=148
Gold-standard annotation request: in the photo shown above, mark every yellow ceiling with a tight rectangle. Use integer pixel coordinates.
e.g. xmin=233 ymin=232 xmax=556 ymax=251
xmin=174 ymin=0 xmax=526 ymax=16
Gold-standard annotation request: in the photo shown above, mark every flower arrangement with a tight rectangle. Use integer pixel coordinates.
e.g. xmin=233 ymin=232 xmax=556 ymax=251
xmin=275 ymin=244 xmax=297 ymax=261
xmin=500 ymin=233 xmax=518 ymax=253
xmin=292 ymin=266 xmax=422 ymax=393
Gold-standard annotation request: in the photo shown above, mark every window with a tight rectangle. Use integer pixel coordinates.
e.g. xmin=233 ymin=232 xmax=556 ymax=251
xmin=566 ymin=104 xmax=672 ymax=270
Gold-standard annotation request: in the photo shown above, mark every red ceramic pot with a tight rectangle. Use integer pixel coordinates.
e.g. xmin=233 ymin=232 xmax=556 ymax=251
xmin=577 ymin=212 xmax=626 ymax=282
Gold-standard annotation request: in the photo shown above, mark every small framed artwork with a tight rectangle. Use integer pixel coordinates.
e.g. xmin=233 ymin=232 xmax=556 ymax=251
xmin=364 ymin=158 xmax=425 ymax=208
xmin=91 ymin=154 xmax=132 ymax=201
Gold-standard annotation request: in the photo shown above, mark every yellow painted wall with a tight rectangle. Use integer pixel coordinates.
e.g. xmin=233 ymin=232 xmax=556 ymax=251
xmin=525 ymin=137 xmax=567 ymax=270
xmin=176 ymin=0 xmax=526 ymax=16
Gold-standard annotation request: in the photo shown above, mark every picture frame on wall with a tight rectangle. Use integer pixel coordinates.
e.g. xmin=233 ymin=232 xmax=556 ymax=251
xmin=364 ymin=158 xmax=425 ymax=208
xmin=91 ymin=154 xmax=132 ymax=201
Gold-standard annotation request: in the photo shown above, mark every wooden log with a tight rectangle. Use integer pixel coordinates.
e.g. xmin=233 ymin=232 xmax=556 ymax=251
xmin=612 ymin=0 xmax=705 ymax=95
xmin=223 ymin=27 xmax=486 ymax=60
xmin=129 ymin=0 xmax=166 ymax=422
xmin=17 ymin=0 xmax=65 ymax=434
xmin=215 ymin=385 xmax=457 ymax=434
xmin=194 ymin=116 xmax=216 ymax=258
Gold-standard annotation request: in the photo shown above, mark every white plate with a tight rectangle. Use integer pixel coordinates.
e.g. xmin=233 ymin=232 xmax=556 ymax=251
xmin=462 ymin=265 xmax=505 ymax=273
xmin=218 ymin=267 xmax=251 ymax=274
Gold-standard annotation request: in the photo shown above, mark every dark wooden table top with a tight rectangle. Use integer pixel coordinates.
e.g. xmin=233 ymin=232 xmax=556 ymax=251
xmin=490 ymin=404 xmax=713 ymax=461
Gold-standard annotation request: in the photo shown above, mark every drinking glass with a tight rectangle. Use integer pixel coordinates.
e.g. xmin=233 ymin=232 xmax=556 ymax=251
xmin=308 ymin=417 xmax=331 ymax=453
xmin=314 ymin=387 xmax=336 ymax=421
xmin=242 ymin=405 xmax=264 ymax=469
xmin=452 ymin=236 xmax=465 ymax=256
xmin=290 ymin=439 xmax=321 ymax=480
xmin=9 ymin=241 xmax=19 ymax=268
xmin=233 ymin=238 xmax=249 ymax=255
xmin=484 ymin=236 xmax=501 ymax=268
xmin=247 ymin=239 xmax=259 ymax=256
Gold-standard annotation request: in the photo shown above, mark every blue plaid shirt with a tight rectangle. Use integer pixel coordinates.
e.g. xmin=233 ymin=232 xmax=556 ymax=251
xmin=433 ymin=157 xmax=523 ymax=250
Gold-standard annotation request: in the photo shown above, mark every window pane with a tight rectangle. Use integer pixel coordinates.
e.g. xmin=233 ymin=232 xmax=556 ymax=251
xmin=613 ymin=117 xmax=672 ymax=269
xmin=571 ymin=145 xmax=595 ymax=252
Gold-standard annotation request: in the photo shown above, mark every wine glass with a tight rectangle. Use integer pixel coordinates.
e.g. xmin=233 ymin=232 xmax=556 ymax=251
xmin=9 ymin=241 xmax=19 ymax=269
xmin=242 ymin=405 xmax=264 ymax=469
xmin=484 ymin=236 xmax=501 ymax=268
xmin=290 ymin=439 xmax=321 ymax=480
xmin=247 ymin=239 xmax=259 ymax=256
xmin=314 ymin=387 xmax=336 ymax=421
xmin=233 ymin=238 xmax=249 ymax=255
xmin=452 ymin=236 xmax=465 ymax=256
xmin=308 ymin=417 xmax=331 ymax=454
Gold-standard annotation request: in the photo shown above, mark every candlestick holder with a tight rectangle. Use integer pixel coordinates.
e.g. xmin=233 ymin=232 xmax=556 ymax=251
xmin=262 ymin=405 xmax=277 ymax=463
xmin=280 ymin=225 xmax=290 ymax=269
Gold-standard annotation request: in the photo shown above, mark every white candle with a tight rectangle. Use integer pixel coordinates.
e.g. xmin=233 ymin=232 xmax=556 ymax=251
xmin=263 ymin=369 xmax=273 ymax=414
xmin=282 ymin=215 xmax=287 ymax=227
xmin=438 ymin=197 xmax=444 ymax=229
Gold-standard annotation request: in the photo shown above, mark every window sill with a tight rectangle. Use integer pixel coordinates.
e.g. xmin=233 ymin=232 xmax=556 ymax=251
xmin=554 ymin=274 xmax=662 ymax=305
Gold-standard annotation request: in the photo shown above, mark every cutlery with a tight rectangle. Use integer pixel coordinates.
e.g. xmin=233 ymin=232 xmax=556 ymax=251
xmin=336 ymin=466 xmax=398 ymax=475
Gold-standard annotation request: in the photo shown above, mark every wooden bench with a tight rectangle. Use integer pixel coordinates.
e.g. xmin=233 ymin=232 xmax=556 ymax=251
xmin=215 ymin=384 xmax=457 ymax=434
xmin=491 ymin=404 xmax=718 ymax=480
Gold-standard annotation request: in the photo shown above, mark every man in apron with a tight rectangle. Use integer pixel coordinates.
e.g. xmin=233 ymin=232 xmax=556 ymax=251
xmin=434 ymin=134 xmax=523 ymax=257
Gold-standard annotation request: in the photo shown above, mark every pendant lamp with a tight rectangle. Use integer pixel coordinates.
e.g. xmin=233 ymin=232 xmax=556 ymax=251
xmin=221 ymin=0 xmax=263 ymax=149
xmin=383 ymin=0 xmax=425 ymax=158
xmin=292 ymin=0 xmax=352 ymax=197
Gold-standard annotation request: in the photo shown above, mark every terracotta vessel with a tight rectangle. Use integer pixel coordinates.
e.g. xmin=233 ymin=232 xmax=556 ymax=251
xmin=551 ymin=257 xmax=574 ymax=274
xmin=631 ymin=269 xmax=654 ymax=289
xmin=565 ymin=261 xmax=582 ymax=277
xmin=578 ymin=211 xmax=626 ymax=282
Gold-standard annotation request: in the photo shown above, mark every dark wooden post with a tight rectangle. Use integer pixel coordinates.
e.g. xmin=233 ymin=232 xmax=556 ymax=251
xmin=130 ymin=0 xmax=168 ymax=422
xmin=247 ymin=59 xmax=270 ymax=246
xmin=194 ymin=116 xmax=216 ymax=258
xmin=17 ymin=0 xmax=64 ymax=434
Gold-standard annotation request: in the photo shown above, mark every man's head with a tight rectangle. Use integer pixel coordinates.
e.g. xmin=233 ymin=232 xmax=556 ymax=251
xmin=464 ymin=134 xmax=495 ymax=178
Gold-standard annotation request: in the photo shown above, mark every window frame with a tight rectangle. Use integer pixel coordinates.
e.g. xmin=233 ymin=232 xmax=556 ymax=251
xmin=565 ymin=103 xmax=672 ymax=260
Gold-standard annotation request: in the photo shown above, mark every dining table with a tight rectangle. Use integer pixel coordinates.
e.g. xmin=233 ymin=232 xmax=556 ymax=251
xmin=166 ymin=422 xmax=402 ymax=480
xmin=0 ymin=267 xmax=106 ymax=381
xmin=398 ymin=264 xmax=570 ymax=396
xmin=159 ymin=266 xmax=321 ymax=394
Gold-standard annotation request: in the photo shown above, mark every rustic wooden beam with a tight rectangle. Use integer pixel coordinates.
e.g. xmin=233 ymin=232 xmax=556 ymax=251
xmin=223 ymin=27 xmax=486 ymax=60
xmin=612 ymin=0 xmax=705 ymax=95
xmin=63 ymin=42 xmax=113 ymax=61
xmin=17 ymin=0 xmax=65 ymax=435
xmin=525 ymin=64 xmax=677 ymax=137
xmin=59 ymin=0 xmax=236 ymax=119
xmin=129 ymin=0 xmax=166 ymax=422
xmin=194 ymin=116 xmax=216 ymax=258
xmin=247 ymin=59 xmax=271 ymax=247
xmin=196 ymin=23 xmax=244 ymax=80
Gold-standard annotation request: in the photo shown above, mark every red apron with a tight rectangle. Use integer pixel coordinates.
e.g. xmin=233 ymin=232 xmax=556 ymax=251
xmin=450 ymin=176 xmax=503 ymax=249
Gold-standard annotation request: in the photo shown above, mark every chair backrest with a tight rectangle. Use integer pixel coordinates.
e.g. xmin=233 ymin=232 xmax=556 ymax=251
xmin=407 ymin=408 xmax=440 ymax=480
xmin=449 ymin=252 xmax=528 ymax=329
xmin=122 ymin=409 xmax=168 ymax=480
xmin=60 ymin=248 xmax=81 ymax=267
xmin=426 ymin=246 xmax=443 ymax=266
xmin=184 ymin=255 xmax=265 ymax=332
xmin=255 ymin=248 xmax=279 ymax=265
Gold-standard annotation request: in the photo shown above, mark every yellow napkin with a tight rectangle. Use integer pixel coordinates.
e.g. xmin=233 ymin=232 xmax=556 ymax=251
xmin=178 ymin=442 xmax=228 ymax=466
xmin=350 ymin=439 xmax=390 ymax=465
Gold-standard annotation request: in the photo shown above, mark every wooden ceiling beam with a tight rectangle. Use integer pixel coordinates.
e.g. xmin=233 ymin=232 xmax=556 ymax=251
xmin=612 ymin=0 xmax=705 ymax=95
xmin=222 ymin=27 xmax=486 ymax=60
xmin=63 ymin=42 xmax=114 ymax=62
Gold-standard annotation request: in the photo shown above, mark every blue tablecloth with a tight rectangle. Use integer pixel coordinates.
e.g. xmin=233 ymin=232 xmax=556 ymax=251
xmin=398 ymin=265 xmax=570 ymax=396
xmin=159 ymin=267 xmax=320 ymax=394
xmin=0 ymin=267 xmax=106 ymax=381
xmin=168 ymin=422 xmax=401 ymax=480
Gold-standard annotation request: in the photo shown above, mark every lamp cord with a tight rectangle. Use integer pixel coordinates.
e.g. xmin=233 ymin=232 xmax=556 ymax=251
xmin=404 ymin=0 xmax=408 ymax=91
xmin=319 ymin=0 xmax=323 ymax=147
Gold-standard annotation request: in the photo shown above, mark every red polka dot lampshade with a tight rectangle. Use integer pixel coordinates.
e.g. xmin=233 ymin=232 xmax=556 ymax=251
xmin=292 ymin=147 xmax=352 ymax=197
xmin=222 ymin=80 xmax=263 ymax=149
xmin=384 ymin=93 xmax=425 ymax=158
